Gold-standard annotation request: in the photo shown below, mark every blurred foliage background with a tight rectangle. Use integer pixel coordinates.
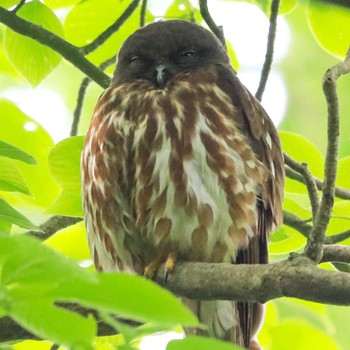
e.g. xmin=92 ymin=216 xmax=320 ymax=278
xmin=0 ymin=0 xmax=350 ymax=349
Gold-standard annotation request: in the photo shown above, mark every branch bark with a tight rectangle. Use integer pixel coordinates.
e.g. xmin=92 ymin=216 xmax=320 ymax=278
xmin=304 ymin=47 xmax=350 ymax=262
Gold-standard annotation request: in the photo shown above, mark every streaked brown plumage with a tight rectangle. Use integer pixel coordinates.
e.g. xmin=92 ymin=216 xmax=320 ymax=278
xmin=81 ymin=20 xmax=284 ymax=349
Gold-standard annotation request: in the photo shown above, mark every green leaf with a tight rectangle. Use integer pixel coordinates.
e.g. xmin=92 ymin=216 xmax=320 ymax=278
xmin=253 ymin=0 xmax=297 ymax=15
xmin=0 ymin=157 xmax=31 ymax=194
xmin=0 ymin=140 xmax=37 ymax=165
xmin=307 ymin=0 xmax=350 ymax=59
xmin=0 ymin=198 xmax=39 ymax=230
xmin=48 ymin=136 xmax=83 ymax=192
xmin=47 ymin=136 xmax=84 ymax=217
xmin=55 ymin=273 xmax=199 ymax=327
xmin=165 ymin=0 xmax=202 ymax=21
xmin=167 ymin=336 xmax=242 ymax=350
xmin=4 ymin=0 xmax=64 ymax=86
xmin=44 ymin=221 xmax=90 ymax=260
xmin=337 ymin=156 xmax=350 ymax=190
xmin=44 ymin=0 xmax=80 ymax=9
xmin=280 ymin=131 xmax=324 ymax=194
xmin=64 ymin=0 xmax=154 ymax=65
xmin=10 ymin=300 xmax=96 ymax=349
xmin=0 ymin=233 xmax=198 ymax=346
xmin=0 ymin=100 xmax=59 ymax=208
xmin=0 ymin=0 xmax=18 ymax=9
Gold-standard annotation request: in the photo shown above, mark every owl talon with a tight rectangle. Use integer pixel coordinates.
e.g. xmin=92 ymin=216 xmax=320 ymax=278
xmin=164 ymin=251 xmax=178 ymax=281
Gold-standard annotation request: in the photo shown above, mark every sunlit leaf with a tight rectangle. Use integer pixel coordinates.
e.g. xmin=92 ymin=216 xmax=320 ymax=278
xmin=5 ymin=0 xmax=64 ymax=86
xmin=0 ymin=198 xmax=39 ymax=230
xmin=0 ymin=140 xmax=37 ymax=164
xmin=165 ymin=0 xmax=201 ymax=21
xmin=45 ymin=220 xmax=90 ymax=260
xmin=48 ymin=136 xmax=83 ymax=191
xmin=167 ymin=336 xmax=242 ymax=350
xmin=0 ymin=157 xmax=30 ymax=194
xmin=44 ymin=0 xmax=80 ymax=9
xmin=10 ymin=300 xmax=96 ymax=349
xmin=269 ymin=319 xmax=339 ymax=349
xmin=269 ymin=224 xmax=306 ymax=255
xmin=253 ymin=0 xmax=297 ymax=15
xmin=64 ymin=0 xmax=154 ymax=65
xmin=12 ymin=340 xmax=54 ymax=350
xmin=281 ymin=131 xmax=324 ymax=194
xmin=47 ymin=136 xmax=84 ymax=216
xmin=337 ymin=156 xmax=350 ymax=190
xmin=307 ymin=0 xmax=350 ymax=59
xmin=0 ymin=100 xmax=59 ymax=209
xmin=0 ymin=0 xmax=18 ymax=10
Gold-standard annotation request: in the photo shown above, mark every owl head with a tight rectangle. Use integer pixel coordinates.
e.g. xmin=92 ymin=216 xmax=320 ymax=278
xmin=113 ymin=20 xmax=230 ymax=88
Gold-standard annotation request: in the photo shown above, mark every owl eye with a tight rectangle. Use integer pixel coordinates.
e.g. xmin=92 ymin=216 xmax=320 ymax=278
xmin=130 ymin=55 xmax=142 ymax=63
xmin=176 ymin=49 xmax=199 ymax=66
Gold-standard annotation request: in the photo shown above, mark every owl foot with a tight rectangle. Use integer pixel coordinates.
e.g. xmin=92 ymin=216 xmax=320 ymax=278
xmin=143 ymin=251 xmax=178 ymax=280
xmin=164 ymin=251 xmax=178 ymax=280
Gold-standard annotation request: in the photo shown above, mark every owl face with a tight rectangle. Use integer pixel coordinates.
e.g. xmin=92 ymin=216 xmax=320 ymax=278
xmin=114 ymin=20 xmax=229 ymax=88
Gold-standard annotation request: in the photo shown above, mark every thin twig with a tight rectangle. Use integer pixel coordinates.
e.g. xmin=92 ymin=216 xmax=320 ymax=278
xmin=12 ymin=0 xmax=26 ymax=13
xmin=285 ymin=163 xmax=350 ymax=200
xmin=255 ymin=0 xmax=280 ymax=101
xmin=284 ymin=153 xmax=320 ymax=219
xmin=0 ymin=7 xmax=110 ymax=88
xmin=140 ymin=0 xmax=148 ymax=27
xmin=304 ymin=47 xmax=350 ymax=262
xmin=81 ymin=0 xmax=140 ymax=55
xmin=198 ymin=0 xmax=226 ymax=49
xmin=70 ymin=56 xmax=116 ymax=136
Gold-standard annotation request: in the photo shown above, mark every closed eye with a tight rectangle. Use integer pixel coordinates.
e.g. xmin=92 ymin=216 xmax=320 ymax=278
xmin=176 ymin=49 xmax=199 ymax=66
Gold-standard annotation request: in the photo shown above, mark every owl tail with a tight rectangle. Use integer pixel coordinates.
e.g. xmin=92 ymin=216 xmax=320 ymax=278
xmin=182 ymin=299 xmax=263 ymax=349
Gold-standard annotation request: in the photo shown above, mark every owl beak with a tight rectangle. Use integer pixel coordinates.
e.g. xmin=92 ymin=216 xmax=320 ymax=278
xmin=155 ymin=64 xmax=170 ymax=88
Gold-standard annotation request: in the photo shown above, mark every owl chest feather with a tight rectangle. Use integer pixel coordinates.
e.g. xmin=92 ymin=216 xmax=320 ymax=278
xmin=82 ymin=73 xmax=266 ymax=272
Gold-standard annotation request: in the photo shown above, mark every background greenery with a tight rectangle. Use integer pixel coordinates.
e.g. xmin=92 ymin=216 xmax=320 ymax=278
xmin=0 ymin=0 xmax=350 ymax=349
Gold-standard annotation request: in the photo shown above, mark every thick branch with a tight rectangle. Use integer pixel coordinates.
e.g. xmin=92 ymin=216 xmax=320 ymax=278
xmin=2 ymin=254 xmax=350 ymax=342
xmin=155 ymin=256 xmax=350 ymax=305
xmin=80 ymin=0 xmax=140 ymax=55
xmin=255 ymin=0 xmax=280 ymax=101
xmin=304 ymin=48 xmax=350 ymax=262
xmin=0 ymin=7 xmax=110 ymax=88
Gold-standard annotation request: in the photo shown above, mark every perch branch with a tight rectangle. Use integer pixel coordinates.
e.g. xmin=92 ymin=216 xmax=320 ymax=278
xmin=198 ymin=0 xmax=226 ymax=48
xmin=304 ymin=47 xmax=350 ymax=262
xmin=0 ymin=7 xmax=110 ymax=88
xmin=2 ymin=254 xmax=350 ymax=342
xmin=80 ymin=0 xmax=140 ymax=55
xmin=255 ymin=0 xmax=280 ymax=101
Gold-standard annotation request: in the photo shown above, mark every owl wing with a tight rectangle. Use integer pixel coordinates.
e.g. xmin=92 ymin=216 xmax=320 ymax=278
xmin=216 ymin=64 xmax=284 ymax=346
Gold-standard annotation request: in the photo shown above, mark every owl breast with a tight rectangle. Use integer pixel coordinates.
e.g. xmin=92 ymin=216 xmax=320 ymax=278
xmin=81 ymin=67 xmax=267 ymax=273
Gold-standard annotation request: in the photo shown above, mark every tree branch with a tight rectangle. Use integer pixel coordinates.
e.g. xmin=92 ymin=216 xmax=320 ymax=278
xmin=0 ymin=7 xmax=110 ymax=88
xmin=140 ymin=0 xmax=148 ymax=27
xmin=71 ymin=56 xmax=116 ymax=136
xmin=198 ymin=0 xmax=226 ymax=48
xmin=155 ymin=256 xmax=350 ymax=305
xmin=255 ymin=0 xmax=280 ymax=101
xmin=304 ymin=47 xmax=350 ymax=262
xmin=285 ymin=164 xmax=350 ymax=201
xmin=80 ymin=0 xmax=140 ymax=55
xmin=2 ymin=253 xmax=350 ymax=342
xmin=284 ymin=153 xmax=320 ymax=219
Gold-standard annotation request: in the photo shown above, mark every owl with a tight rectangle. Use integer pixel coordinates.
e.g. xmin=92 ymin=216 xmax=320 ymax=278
xmin=81 ymin=20 xmax=284 ymax=349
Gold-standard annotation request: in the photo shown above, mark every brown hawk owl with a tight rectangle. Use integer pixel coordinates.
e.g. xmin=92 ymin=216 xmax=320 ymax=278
xmin=81 ymin=20 xmax=284 ymax=349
